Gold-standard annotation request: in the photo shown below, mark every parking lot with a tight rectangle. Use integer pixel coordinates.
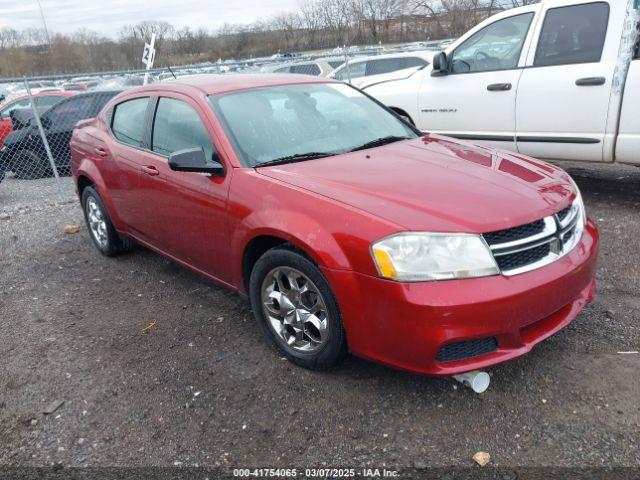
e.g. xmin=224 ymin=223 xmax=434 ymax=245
xmin=0 ymin=163 xmax=639 ymax=475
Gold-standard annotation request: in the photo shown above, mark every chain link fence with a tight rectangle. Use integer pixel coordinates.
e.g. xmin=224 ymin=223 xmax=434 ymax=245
xmin=0 ymin=40 xmax=449 ymax=198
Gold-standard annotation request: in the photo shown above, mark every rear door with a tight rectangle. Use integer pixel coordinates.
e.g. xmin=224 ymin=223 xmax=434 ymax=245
xmin=418 ymin=8 xmax=538 ymax=151
xmin=516 ymin=1 xmax=618 ymax=161
xmin=108 ymin=96 xmax=152 ymax=228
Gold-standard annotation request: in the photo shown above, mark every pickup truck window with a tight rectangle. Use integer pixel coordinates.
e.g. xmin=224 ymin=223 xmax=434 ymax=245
xmin=112 ymin=97 xmax=150 ymax=148
xmin=534 ymin=2 xmax=609 ymax=67
xmin=450 ymin=13 xmax=534 ymax=74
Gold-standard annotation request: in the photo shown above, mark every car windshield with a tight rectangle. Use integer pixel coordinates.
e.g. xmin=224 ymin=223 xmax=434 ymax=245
xmin=209 ymin=83 xmax=417 ymax=167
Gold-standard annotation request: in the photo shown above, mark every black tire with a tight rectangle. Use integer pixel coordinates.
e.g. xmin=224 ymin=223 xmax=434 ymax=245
xmin=81 ymin=186 xmax=135 ymax=256
xmin=12 ymin=150 xmax=50 ymax=180
xmin=249 ymin=247 xmax=348 ymax=370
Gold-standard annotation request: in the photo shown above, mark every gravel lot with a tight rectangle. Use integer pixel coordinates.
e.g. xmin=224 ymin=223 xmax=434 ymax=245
xmin=0 ymin=164 xmax=639 ymax=478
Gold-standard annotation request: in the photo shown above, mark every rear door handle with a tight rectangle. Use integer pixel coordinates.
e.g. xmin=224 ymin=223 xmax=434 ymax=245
xmin=141 ymin=165 xmax=159 ymax=176
xmin=94 ymin=147 xmax=108 ymax=157
xmin=576 ymin=77 xmax=606 ymax=86
xmin=487 ymin=83 xmax=512 ymax=91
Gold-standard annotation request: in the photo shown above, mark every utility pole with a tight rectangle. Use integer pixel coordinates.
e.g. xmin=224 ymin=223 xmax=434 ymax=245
xmin=35 ymin=0 xmax=51 ymax=47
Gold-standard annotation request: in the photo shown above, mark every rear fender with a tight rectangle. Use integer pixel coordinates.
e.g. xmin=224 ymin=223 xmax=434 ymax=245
xmin=74 ymin=160 xmax=125 ymax=231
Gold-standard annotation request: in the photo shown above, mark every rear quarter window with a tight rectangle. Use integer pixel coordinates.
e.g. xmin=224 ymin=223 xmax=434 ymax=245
xmin=111 ymin=97 xmax=150 ymax=148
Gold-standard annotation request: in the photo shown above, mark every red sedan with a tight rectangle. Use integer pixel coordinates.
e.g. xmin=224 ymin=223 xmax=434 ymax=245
xmin=0 ymin=92 xmax=74 ymax=148
xmin=69 ymin=74 xmax=598 ymax=375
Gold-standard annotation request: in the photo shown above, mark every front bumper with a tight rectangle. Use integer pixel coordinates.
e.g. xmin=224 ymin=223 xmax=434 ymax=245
xmin=324 ymin=220 xmax=599 ymax=375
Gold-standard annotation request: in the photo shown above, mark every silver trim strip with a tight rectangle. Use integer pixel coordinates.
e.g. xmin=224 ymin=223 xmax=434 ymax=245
xmin=484 ymin=200 xmax=585 ymax=277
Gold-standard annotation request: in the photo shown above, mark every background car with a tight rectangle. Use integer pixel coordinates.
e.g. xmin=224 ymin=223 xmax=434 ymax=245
xmin=271 ymin=58 xmax=345 ymax=77
xmin=329 ymin=51 xmax=435 ymax=87
xmin=0 ymin=92 xmax=74 ymax=148
xmin=0 ymin=90 xmax=120 ymax=179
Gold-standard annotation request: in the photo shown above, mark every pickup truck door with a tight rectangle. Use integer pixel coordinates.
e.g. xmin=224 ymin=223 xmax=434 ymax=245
xmin=417 ymin=7 xmax=539 ymax=151
xmin=516 ymin=0 xmax=623 ymax=162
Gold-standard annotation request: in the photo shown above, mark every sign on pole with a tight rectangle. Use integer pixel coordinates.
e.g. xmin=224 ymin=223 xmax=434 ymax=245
xmin=142 ymin=33 xmax=156 ymax=85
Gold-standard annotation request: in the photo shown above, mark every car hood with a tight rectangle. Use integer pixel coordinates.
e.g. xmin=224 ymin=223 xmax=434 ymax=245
xmin=256 ymin=135 xmax=575 ymax=233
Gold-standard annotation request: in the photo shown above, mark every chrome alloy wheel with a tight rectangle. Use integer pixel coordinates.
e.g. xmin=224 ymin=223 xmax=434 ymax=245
xmin=261 ymin=267 xmax=330 ymax=352
xmin=86 ymin=196 xmax=108 ymax=249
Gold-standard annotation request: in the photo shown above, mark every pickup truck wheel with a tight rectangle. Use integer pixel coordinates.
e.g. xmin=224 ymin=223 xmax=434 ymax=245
xmin=12 ymin=150 xmax=49 ymax=180
xmin=249 ymin=247 xmax=348 ymax=370
xmin=81 ymin=186 xmax=135 ymax=256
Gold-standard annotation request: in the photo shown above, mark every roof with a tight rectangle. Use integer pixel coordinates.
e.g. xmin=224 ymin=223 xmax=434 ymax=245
xmin=144 ymin=73 xmax=336 ymax=95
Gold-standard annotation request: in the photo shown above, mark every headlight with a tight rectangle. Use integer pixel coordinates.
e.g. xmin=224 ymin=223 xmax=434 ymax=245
xmin=570 ymin=177 xmax=586 ymax=229
xmin=371 ymin=233 xmax=499 ymax=282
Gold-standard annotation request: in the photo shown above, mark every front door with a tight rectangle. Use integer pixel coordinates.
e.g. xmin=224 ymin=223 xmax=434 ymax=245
xmin=516 ymin=1 xmax=617 ymax=162
xmin=140 ymin=95 xmax=231 ymax=281
xmin=418 ymin=10 xmax=538 ymax=152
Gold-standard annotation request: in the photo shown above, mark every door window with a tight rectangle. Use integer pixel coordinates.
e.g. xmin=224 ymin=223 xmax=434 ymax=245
xmin=151 ymin=98 xmax=216 ymax=162
xmin=450 ymin=13 xmax=534 ymax=73
xmin=333 ymin=61 xmax=367 ymax=80
xmin=290 ymin=64 xmax=322 ymax=76
xmin=0 ymin=98 xmax=30 ymax=119
xmin=35 ymin=95 xmax=65 ymax=108
xmin=366 ymin=58 xmax=404 ymax=76
xmin=534 ymin=2 xmax=609 ymax=67
xmin=43 ymin=95 xmax=94 ymax=126
xmin=112 ymin=97 xmax=150 ymax=147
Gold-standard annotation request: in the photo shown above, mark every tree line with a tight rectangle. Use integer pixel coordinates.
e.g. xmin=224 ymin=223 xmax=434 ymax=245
xmin=0 ymin=0 xmax=537 ymax=77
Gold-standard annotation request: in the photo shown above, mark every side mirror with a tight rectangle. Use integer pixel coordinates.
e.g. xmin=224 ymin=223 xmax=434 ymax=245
xmin=169 ymin=147 xmax=225 ymax=176
xmin=431 ymin=52 xmax=449 ymax=76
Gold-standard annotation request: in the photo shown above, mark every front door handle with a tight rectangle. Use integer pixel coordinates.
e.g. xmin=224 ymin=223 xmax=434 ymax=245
xmin=141 ymin=165 xmax=159 ymax=176
xmin=576 ymin=77 xmax=606 ymax=86
xmin=487 ymin=83 xmax=512 ymax=91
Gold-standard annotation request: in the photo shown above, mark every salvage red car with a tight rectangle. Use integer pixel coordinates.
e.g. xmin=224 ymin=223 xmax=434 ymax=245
xmin=69 ymin=74 xmax=598 ymax=375
xmin=0 ymin=92 xmax=73 ymax=148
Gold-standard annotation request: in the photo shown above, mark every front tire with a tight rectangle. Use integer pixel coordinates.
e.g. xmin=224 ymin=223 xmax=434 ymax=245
xmin=249 ymin=247 xmax=348 ymax=370
xmin=81 ymin=186 xmax=134 ymax=256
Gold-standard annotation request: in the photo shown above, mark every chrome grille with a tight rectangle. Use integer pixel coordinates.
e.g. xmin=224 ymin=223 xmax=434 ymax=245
xmin=483 ymin=203 xmax=583 ymax=276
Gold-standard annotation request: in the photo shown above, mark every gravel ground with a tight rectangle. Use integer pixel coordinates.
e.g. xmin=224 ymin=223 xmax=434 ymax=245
xmin=0 ymin=165 xmax=639 ymax=478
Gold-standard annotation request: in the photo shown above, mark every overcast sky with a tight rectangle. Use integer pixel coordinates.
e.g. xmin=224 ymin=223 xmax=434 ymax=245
xmin=0 ymin=0 xmax=301 ymax=36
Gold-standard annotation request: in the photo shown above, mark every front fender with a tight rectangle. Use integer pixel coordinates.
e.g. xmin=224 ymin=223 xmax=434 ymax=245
xmin=230 ymin=208 xmax=353 ymax=290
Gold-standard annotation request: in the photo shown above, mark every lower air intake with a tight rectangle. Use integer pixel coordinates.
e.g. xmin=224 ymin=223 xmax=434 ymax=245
xmin=436 ymin=337 xmax=499 ymax=363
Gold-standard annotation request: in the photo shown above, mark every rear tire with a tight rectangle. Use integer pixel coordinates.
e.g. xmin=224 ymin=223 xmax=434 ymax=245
xmin=249 ymin=247 xmax=348 ymax=370
xmin=81 ymin=186 xmax=135 ymax=256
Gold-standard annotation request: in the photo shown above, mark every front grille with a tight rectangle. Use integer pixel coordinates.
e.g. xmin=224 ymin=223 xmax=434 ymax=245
xmin=436 ymin=337 xmax=498 ymax=363
xmin=556 ymin=205 xmax=572 ymax=223
xmin=483 ymin=219 xmax=545 ymax=246
xmin=483 ymin=204 xmax=581 ymax=276
xmin=495 ymin=242 xmax=551 ymax=271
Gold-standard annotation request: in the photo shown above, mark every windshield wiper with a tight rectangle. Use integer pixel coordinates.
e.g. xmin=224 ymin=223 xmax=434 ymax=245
xmin=255 ymin=152 xmax=335 ymax=167
xmin=349 ymin=135 xmax=412 ymax=152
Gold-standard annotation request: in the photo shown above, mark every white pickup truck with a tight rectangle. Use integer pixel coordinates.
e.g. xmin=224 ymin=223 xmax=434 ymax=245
xmin=365 ymin=0 xmax=640 ymax=165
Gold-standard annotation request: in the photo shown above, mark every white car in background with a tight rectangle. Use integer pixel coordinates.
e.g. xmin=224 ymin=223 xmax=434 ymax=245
xmin=270 ymin=58 xmax=346 ymax=77
xmin=364 ymin=0 xmax=640 ymax=165
xmin=329 ymin=51 xmax=436 ymax=89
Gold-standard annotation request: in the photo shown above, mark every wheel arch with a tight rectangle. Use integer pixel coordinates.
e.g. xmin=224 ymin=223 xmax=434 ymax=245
xmin=74 ymin=163 xmax=125 ymax=231
xmin=237 ymin=223 xmax=351 ymax=295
